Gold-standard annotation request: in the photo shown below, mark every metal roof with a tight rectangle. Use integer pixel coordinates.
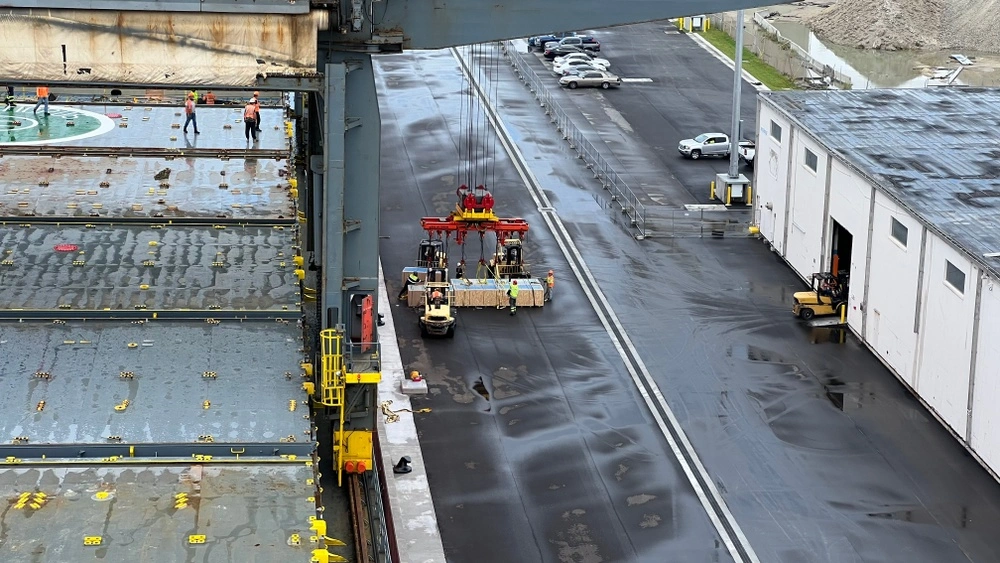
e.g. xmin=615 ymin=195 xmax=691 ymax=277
xmin=762 ymin=88 xmax=1000 ymax=279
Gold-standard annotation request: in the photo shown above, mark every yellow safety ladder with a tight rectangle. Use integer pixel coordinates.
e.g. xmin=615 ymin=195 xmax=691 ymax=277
xmin=319 ymin=329 xmax=348 ymax=485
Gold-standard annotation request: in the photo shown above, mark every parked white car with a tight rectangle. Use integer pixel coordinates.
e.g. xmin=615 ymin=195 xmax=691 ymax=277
xmin=678 ymin=132 xmax=731 ymax=159
xmin=559 ymin=70 xmax=622 ymax=89
xmin=553 ymin=57 xmax=610 ymax=75
xmin=553 ymin=52 xmax=611 ymax=67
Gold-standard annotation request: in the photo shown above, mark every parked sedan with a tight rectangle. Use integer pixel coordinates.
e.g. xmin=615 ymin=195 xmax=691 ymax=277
xmin=558 ymin=64 xmax=606 ymax=77
xmin=553 ymin=57 xmax=610 ymax=75
xmin=553 ymin=52 xmax=608 ymax=66
xmin=559 ymin=70 xmax=622 ymax=90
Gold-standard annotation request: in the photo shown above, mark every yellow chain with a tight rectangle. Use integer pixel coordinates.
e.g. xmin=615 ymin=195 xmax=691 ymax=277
xmin=380 ymin=400 xmax=431 ymax=423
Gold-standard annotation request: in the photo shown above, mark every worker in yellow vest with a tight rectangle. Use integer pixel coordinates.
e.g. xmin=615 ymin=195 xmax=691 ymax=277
xmin=399 ymin=271 xmax=419 ymax=301
xmin=33 ymin=85 xmax=50 ymax=115
xmin=507 ymin=279 xmax=519 ymax=316
xmin=545 ymin=270 xmax=554 ymax=302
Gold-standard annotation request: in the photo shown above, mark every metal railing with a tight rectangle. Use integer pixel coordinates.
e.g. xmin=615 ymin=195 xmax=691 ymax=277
xmin=499 ymin=41 xmax=648 ymax=239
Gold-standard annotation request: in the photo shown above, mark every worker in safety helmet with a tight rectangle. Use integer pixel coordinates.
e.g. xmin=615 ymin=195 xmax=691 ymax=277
xmin=430 ymin=289 xmax=443 ymax=306
xmin=253 ymin=91 xmax=262 ymax=133
xmin=243 ymin=98 xmax=259 ymax=142
xmin=545 ymin=270 xmax=554 ymax=302
xmin=399 ymin=271 xmax=420 ymax=301
xmin=507 ymin=279 xmax=519 ymax=316
xmin=455 ymin=262 xmax=465 ymax=280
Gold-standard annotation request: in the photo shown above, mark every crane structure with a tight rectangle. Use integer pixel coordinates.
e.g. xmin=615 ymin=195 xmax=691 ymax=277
xmin=0 ymin=0 xmax=779 ymax=559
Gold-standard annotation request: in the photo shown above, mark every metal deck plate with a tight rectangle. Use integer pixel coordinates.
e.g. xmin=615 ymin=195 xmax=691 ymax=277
xmin=0 ymin=105 xmax=290 ymax=151
xmin=0 ymin=322 xmax=309 ymax=445
xmin=0 ymin=225 xmax=300 ymax=311
xmin=0 ymin=464 xmax=323 ymax=562
xmin=0 ymin=154 xmax=294 ymax=219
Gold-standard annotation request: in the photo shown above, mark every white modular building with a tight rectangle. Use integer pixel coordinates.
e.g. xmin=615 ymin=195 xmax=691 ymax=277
xmin=752 ymin=88 xmax=1000 ymax=477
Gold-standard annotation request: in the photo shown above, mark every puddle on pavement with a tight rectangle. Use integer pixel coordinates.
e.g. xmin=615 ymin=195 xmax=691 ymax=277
xmin=809 ymin=327 xmax=848 ymax=345
xmin=472 ymin=377 xmax=491 ymax=412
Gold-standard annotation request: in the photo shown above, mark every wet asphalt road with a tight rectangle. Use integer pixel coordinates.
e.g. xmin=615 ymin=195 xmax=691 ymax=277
xmin=375 ymin=37 xmax=1000 ymax=563
xmin=524 ymin=21 xmax=759 ymax=206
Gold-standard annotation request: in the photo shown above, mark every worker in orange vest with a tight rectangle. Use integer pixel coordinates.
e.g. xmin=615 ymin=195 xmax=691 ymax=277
xmin=33 ymin=85 xmax=50 ymax=115
xmin=244 ymin=98 xmax=258 ymax=142
xmin=253 ymin=91 xmax=262 ymax=133
xmin=204 ymin=91 xmax=216 ymax=105
xmin=183 ymin=93 xmax=200 ymax=135
xmin=545 ymin=269 xmax=554 ymax=302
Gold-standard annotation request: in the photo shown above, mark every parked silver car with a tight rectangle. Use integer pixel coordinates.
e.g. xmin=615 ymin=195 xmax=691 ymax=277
xmin=558 ymin=70 xmax=622 ymax=90
xmin=678 ymin=132 xmax=731 ymax=159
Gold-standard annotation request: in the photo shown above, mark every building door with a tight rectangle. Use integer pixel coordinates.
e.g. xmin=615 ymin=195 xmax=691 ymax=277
xmin=830 ymin=219 xmax=853 ymax=278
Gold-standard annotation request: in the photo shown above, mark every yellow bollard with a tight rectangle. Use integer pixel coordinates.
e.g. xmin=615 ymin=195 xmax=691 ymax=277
xmin=725 ymin=185 xmax=732 ymax=206
xmin=840 ymin=304 xmax=847 ymax=325
xmin=709 ymin=181 xmax=716 ymax=200
xmin=705 ymin=18 xmax=711 ymax=31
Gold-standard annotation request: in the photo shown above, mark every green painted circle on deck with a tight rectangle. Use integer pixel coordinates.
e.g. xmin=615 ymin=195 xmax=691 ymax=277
xmin=0 ymin=105 xmax=115 ymax=145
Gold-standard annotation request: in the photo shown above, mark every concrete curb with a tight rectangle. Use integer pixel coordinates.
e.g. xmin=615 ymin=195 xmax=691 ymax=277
xmin=376 ymin=261 xmax=446 ymax=563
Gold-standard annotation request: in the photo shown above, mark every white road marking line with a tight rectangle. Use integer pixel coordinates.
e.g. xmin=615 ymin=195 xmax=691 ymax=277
xmin=453 ymin=46 xmax=761 ymax=563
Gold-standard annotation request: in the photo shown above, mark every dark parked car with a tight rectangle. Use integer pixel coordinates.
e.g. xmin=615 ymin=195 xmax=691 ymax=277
xmin=543 ymin=36 xmax=600 ymax=54
xmin=544 ymin=44 xmax=596 ymax=60
xmin=528 ymin=31 xmax=577 ymax=51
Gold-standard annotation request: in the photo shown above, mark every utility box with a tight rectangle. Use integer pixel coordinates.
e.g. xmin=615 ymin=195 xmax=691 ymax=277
xmin=678 ymin=15 xmax=708 ymax=32
xmin=712 ymin=173 xmax=752 ymax=206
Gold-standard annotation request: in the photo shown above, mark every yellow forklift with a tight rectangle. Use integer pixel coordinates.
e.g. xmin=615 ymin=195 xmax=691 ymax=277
xmin=793 ymin=272 xmax=849 ymax=321
xmin=419 ymin=280 xmax=456 ymax=338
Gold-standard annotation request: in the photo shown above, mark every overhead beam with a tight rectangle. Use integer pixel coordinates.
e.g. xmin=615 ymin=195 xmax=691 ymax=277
xmin=329 ymin=0 xmax=780 ymax=50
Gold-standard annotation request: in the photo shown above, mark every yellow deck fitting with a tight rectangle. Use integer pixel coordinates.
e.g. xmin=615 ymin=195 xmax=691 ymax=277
xmin=94 ymin=491 xmax=111 ymax=501
xmin=289 ymin=399 xmax=297 ymax=412
xmin=107 ymin=436 xmax=122 ymax=442
xmin=148 ymin=240 xmax=158 ymax=246
xmin=202 ymin=371 xmax=217 ymax=379
xmin=142 ymin=260 xmax=155 ymax=267
xmin=213 ymin=225 xmax=226 ymax=230
xmin=84 ymin=536 xmax=103 ymax=546
xmin=196 ymin=435 xmax=214 ymax=443
xmin=127 ymin=342 xmax=139 ymax=349
xmin=203 ymin=400 xmax=211 ymax=409
xmin=174 ymin=493 xmax=189 ymax=509
xmin=289 ymin=533 xmax=301 ymax=546
xmin=188 ymin=535 xmax=206 ymax=545
xmin=34 ymin=371 xmax=51 ymax=379
xmin=114 ymin=399 xmax=130 ymax=412
xmin=193 ymin=454 xmax=213 ymax=461
xmin=36 ymin=401 xmax=45 ymax=412
xmin=72 ymin=260 xmax=85 ymax=266
xmin=120 ymin=371 xmax=135 ymax=379
xmin=205 ymin=318 xmax=221 ymax=325
xmin=58 ymin=304 xmax=72 ymax=309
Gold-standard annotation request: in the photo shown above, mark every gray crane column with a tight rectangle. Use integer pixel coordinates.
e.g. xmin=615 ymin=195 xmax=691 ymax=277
xmin=317 ymin=55 xmax=381 ymax=332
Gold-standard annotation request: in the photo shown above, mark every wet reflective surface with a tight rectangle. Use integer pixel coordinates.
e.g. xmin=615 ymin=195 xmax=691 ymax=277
xmin=376 ymin=26 xmax=1000 ymax=562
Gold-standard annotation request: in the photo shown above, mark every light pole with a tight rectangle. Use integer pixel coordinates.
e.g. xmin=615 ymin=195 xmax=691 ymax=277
xmin=715 ymin=9 xmax=751 ymax=206
xmin=727 ymin=9 xmax=745 ymax=178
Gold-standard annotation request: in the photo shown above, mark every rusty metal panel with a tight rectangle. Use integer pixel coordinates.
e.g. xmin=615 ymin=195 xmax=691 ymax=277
xmin=0 ymin=0 xmax=308 ymax=13
xmin=0 ymin=10 xmax=325 ymax=86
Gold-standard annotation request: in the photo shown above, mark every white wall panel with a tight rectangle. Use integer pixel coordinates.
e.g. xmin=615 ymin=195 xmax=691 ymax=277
xmin=915 ymin=235 xmax=977 ymax=437
xmin=865 ymin=192 xmax=921 ymax=384
xmin=971 ymin=275 xmax=1000 ymax=469
xmin=827 ymin=161 xmax=872 ymax=329
xmin=754 ymin=103 xmax=790 ymax=255
xmin=783 ymin=133 xmax=828 ymax=280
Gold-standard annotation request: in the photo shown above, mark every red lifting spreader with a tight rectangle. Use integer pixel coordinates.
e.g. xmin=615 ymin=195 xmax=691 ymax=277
xmin=420 ymin=216 xmax=529 ymax=246
xmin=420 ymin=184 xmax=528 ymax=246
